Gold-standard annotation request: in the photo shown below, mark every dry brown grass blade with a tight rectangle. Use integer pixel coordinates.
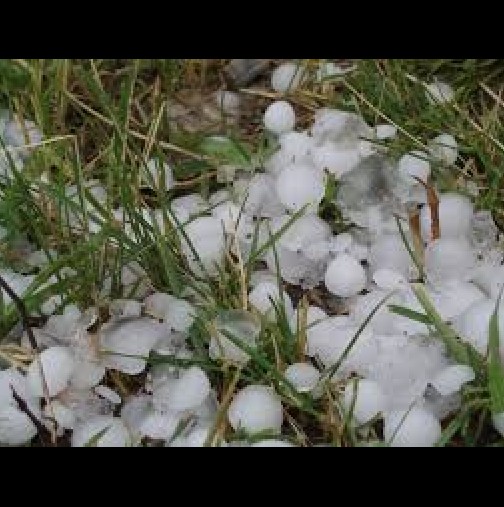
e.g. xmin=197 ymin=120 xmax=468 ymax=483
xmin=407 ymin=203 xmax=424 ymax=263
xmin=414 ymin=176 xmax=440 ymax=241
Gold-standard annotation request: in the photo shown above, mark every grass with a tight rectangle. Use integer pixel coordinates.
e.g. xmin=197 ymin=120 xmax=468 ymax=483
xmin=0 ymin=59 xmax=504 ymax=446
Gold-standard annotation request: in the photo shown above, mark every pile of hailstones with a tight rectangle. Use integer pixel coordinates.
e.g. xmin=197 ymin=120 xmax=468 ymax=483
xmin=2 ymin=64 xmax=504 ymax=447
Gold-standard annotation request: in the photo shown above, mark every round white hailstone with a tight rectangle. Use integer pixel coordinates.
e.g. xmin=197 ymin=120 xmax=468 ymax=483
xmin=239 ymin=174 xmax=285 ymax=218
xmin=325 ymin=254 xmax=366 ymax=297
xmin=284 ymin=363 xmax=320 ymax=393
xmin=228 ymin=385 xmax=283 ymax=434
xmin=100 ymin=318 xmax=167 ymax=375
xmin=159 ymin=366 xmax=210 ymax=412
xmin=368 ymin=235 xmax=413 ymax=279
xmin=109 ymin=299 xmax=142 ymax=319
xmin=343 ymin=379 xmax=387 ymax=425
xmin=372 ymin=268 xmax=407 ymax=291
xmin=310 ymin=143 xmax=362 ymax=177
xmin=429 ymin=133 xmax=458 ymax=165
xmin=424 ymin=238 xmax=476 ymax=284
xmin=263 ymin=101 xmax=296 ymax=135
xmin=274 ymin=213 xmax=332 ymax=252
xmin=181 ymin=216 xmax=225 ymax=273
xmin=430 ymin=365 xmax=475 ymax=396
xmin=492 ymin=413 xmax=504 ymax=437
xmin=271 ymin=62 xmax=304 ymax=93
xmin=72 ymin=415 xmax=131 ymax=447
xmin=209 ymin=309 xmax=261 ymax=364
xmin=420 ymin=192 xmax=473 ymax=241
xmin=94 ymin=385 xmax=122 ymax=405
xmin=276 ymin=163 xmax=324 ymax=212
xmin=452 ymin=299 xmax=495 ymax=355
xmin=248 ymin=281 xmax=294 ymax=318
xmin=375 ymin=124 xmax=397 ymax=140
xmin=425 ymin=81 xmax=454 ymax=104
xmin=0 ymin=406 xmax=37 ymax=445
xmin=251 ymin=439 xmax=295 ymax=447
xmin=144 ymin=158 xmax=173 ymax=191
xmin=384 ymin=407 xmax=441 ymax=447
xmin=27 ymin=346 xmax=75 ymax=398
xmin=213 ymin=90 xmax=241 ymax=115
xmin=144 ymin=292 xmax=195 ymax=333
xmin=398 ymin=150 xmax=431 ymax=184
xmin=351 ymin=290 xmax=400 ymax=335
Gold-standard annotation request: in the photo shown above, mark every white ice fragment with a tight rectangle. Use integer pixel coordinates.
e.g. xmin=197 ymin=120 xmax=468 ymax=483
xmin=264 ymin=101 xmax=296 ymax=135
xmin=27 ymin=346 xmax=75 ymax=398
xmin=72 ymin=415 xmax=131 ymax=447
xmin=310 ymin=143 xmax=361 ymax=177
xmin=368 ymin=234 xmax=414 ymax=279
xmin=94 ymin=385 xmax=122 ymax=405
xmin=0 ymin=406 xmax=37 ymax=445
xmin=284 ymin=363 xmax=320 ymax=393
xmin=100 ymin=318 xmax=167 ymax=375
xmin=425 ymin=81 xmax=454 ymax=104
xmin=228 ymin=385 xmax=283 ymax=434
xmin=430 ymin=365 xmax=475 ymax=396
xmin=276 ymin=162 xmax=325 ymax=212
xmin=372 ymin=268 xmax=407 ymax=290
xmin=271 ymin=62 xmax=304 ymax=93
xmin=424 ymin=238 xmax=476 ymax=284
xmin=384 ymin=407 xmax=441 ymax=447
xmin=325 ymin=253 xmax=366 ymax=297
xmin=375 ymin=124 xmax=397 ymax=140
xmin=251 ymin=439 xmax=295 ymax=447
xmin=157 ymin=366 xmax=210 ymax=412
xmin=209 ymin=309 xmax=261 ymax=365
xmin=343 ymin=378 xmax=387 ymax=425
xmin=144 ymin=292 xmax=195 ymax=332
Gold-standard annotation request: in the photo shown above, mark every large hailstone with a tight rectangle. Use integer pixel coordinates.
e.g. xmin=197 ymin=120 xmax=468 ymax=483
xmin=264 ymin=101 xmax=296 ymax=135
xmin=276 ymin=162 xmax=325 ymax=212
xmin=310 ymin=142 xmax=362 ymax=177
xmin=271 ymin=62 xmax=304 ymax=93
xmin=181 ymin=216 xmax=225 ymax=275
xmin=384 ymin=407 xmax=441 ymax=447
xmin=430 ymin=365 xmax=475 ymax=396
xmin=144 ymin=292 xmax=195 ymax=332
xmin=279 ymin=131 xmax=315 ymax=162
xmin=248 ymin=281 xmax=294 ymax=319
xmin=209 ymin=309 xmax=261 ymax=365
xmin=100 ymin=318 xmax=167 ymax=375
xmin=237 ymin=173 xmax=284 ymax=218
xmin=284 ymin=363 xmax=321 ymax=394
xmin=424 ymin=238 xmax=476 ymax=285
xmin=325 ymin=253 xmax=366 ymax=297
xmin=420 ymin=192 xmax=473 ymax=241
xmin=27 ymin=346 xmax=75 ymax=398
xmin=342 ymin=378 xmax=387 ymax=425
xmin=71 ymin=415 xmax=131 ymax=447
xmin=228 ymin=385 xmax=283 ymax=434
xmin=153 ymin=366 xmax=210 ymax=412
xmin=368 ymin=234 xmax=414 ymax=279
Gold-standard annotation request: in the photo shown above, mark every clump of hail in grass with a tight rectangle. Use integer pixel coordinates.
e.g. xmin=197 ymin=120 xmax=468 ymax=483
xmin=1 ymin=64 xmax=503 ymax=448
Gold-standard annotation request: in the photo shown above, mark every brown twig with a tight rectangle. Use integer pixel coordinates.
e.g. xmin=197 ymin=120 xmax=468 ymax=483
xmin=10 ymin=385 xmax=52 ymax=447
xmin=413 ymin=176 xmax=440 ymax=241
